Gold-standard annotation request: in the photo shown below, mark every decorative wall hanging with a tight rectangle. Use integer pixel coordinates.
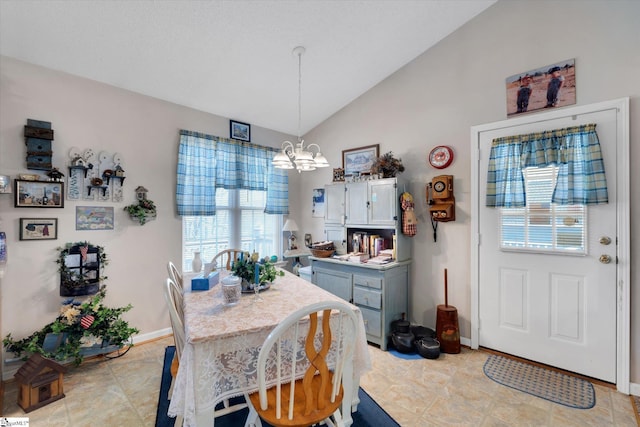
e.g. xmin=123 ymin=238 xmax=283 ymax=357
xmin=506 ymin=58 xmax=575 ymax=117
xmin=76 ymin=206 xmax=115 ymax=230
xmin=230 ymin=120 xmax=251 ymax=142
xmin=342 ymin=144 xmax=379 ymax=176
xmin=14 ymin=180 xmax=64 ymax=208
xmin=67 ymin=148 xmax=125 ymax=202
xmin=19 ymin=218 xmax=58 ymax=240
xmin=24 ymin=119 xmax=53 ymax=171
xmin=56 ymin=241 xmax=106 ymax=297
xmin=124 ymin=186 xmax=156 ymax=225
xmin=332 ymin=168 xmax=345 ymax=182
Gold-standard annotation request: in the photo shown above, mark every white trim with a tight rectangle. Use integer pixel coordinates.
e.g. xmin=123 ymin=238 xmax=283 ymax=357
xmin=470 ymin=98 xmax=630 ymax=394
xmin=630 ymin=382 xmax=640 ymax=397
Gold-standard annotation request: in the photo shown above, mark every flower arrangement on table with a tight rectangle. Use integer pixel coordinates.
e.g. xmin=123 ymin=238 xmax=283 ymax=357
xmin=3 ymin=287 xmax=139 ymax=366
xmin=231 ymin=251 xmax=284 ymax=288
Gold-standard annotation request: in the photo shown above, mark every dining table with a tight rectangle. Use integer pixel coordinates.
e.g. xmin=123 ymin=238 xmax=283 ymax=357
xmin=167 ymin=268 xmax=372 ymax=427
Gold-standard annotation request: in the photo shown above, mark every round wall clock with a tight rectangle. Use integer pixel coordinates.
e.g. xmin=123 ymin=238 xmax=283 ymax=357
xmin=428 ymin=145 xmax=454 ymax=169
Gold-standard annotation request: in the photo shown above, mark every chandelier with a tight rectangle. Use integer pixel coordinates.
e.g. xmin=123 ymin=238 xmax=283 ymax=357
xmin=272 ymin=46 xmax=329 ymax=172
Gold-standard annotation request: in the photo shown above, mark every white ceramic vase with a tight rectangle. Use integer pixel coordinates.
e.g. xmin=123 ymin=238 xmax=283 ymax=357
xmin=192 ymin=251 xmax=202 ymax=273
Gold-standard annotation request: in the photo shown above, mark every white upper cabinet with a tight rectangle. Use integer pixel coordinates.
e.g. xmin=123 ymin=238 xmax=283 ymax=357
xmin=324 ymin=183 xmax=345 ymax=225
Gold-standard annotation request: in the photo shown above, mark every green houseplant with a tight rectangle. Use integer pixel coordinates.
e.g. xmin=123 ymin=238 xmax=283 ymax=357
xmin=231 ymin=251 xmax=284 ymax=287
xmin=124 ymin=198 xmax=156 ymax=225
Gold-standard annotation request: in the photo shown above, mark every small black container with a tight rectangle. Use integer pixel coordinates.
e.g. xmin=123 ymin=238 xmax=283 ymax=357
xmin=415 ymin=338 xmax=441 ymax=359
xmin=391 ymin=331 xmax=415 ymax=353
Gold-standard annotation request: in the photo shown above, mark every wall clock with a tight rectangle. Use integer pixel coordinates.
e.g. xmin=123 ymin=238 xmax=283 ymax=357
xmin=428 ymin=145 xmax=454 ymax=169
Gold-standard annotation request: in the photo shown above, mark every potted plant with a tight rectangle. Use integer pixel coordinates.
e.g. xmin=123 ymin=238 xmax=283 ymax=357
xmin=124 ymin=198 xmax=156 ymax=225
xmin=231 ymin=251 xmax=284 ymax=290
xmin=371 ymin=151 xmax=405 ymax=178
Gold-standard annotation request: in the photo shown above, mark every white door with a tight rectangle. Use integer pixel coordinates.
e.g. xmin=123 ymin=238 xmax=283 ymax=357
xmin=345 ymin=182 xmax=368 ymax=225
xmin=477 ymin=108 xmax=618 ymax=382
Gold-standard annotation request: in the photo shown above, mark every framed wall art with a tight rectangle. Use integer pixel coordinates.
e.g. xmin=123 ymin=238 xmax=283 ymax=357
xmin=76 ymin=206 xmax=115 ymax=230
xmin=506 ymin=58 xmax=575 ymax=117
xmin=14 ymin=180 xmax=64 ymax=208
xmin=19 ymin=218 xmax=58 ymax=240
xmin=230 ymin=120 xmax=251 ymax=142
xmin=342 ymin=144 xmax=379 ymax=176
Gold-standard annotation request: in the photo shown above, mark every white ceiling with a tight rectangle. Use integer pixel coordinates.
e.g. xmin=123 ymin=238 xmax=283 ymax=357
xmin=0 ymin=0 xmax=496 ymax=136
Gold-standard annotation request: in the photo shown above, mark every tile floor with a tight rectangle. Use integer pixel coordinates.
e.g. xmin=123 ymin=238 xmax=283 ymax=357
xmin=1 ymin=336 xmax=637 ymax=426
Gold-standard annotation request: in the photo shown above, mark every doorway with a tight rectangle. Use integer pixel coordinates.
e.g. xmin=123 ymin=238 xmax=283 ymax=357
xmin=470 ymin=98 xmax=630 ymax=393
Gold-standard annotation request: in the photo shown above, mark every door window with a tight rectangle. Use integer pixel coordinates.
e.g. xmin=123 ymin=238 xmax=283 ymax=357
xmin=500 ymin=165 xmax=586 ymax=255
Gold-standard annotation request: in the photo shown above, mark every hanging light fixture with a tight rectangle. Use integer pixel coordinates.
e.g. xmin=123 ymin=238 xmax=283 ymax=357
xmin=272 ymin=46 xmax=329 ymax=172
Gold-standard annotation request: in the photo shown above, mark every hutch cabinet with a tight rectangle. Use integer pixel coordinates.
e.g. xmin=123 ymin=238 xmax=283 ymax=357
xmin=310 ymin=258 xmax=409 ymax=350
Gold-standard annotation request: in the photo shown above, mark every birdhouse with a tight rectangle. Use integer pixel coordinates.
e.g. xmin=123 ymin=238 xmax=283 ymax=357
xmin=135 ymin=186 xmax=148 ymax=201
xmin=14 ymin=353 xmax=67 ymax=412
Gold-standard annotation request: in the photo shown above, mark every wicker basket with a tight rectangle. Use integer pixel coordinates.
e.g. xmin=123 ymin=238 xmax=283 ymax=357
xmin=310 ymin=248 xmax=334 ymax=258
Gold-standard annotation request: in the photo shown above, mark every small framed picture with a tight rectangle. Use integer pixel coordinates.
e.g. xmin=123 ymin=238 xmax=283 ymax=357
xmin=342 ymin=144 xmax=379 ymax=176
xmin=305 ymin=234 xmax=312 ymax=248
xmin=76 ymin=206 xmax=115 ymax=230
xmin=230 ymin=120 xmax=251 ymax=142
xmin=312 ymin=188 xmax=325 ymax=218
xmin=332 ymin=168 xmax=345 ymax=182
xmin=19 ymin=218 xmax=58 ymax=240
xmin=14 ymin=180 xmax=64 ymax=208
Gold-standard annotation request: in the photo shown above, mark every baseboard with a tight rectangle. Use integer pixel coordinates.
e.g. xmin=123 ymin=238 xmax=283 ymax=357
xmin=2 ymin=328 xmax=173 ymax=381
xmin=630 ymin=382 xmax=640 ymax=397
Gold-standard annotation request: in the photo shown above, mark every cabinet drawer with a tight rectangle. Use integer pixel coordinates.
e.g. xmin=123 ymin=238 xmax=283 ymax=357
xmin=353 ymin=287 xmax=381 ymax=309
xmin=359 ymin=306 xmax=382 ymax=338
xmin=353 ymin=275 xmax=382 ymax=289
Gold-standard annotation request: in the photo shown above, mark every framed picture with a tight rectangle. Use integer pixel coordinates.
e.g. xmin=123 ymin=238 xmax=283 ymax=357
xmin=14 ymin=180 xmax=64 ymax=208
xmin=312 ymin=188 xmax=325 ymax=218
xmin=19 ymin=218 xmax=58 ymax=240
xmin=230 ymin=120 xmax=251 ymax=142
xmin=342 ymin=144 xmax=379 ymax=176
xmin=332 ymin=168 xmax=345 ymax=182
xmin=304 ymin=234 xmax=312 ymax=248
xmin=76 ymin=206 xmax=115 ymax=230
xmin=506 ymin=58 xmax=575 ymax=117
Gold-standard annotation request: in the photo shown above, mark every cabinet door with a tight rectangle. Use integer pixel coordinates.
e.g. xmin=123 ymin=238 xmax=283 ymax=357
xmin=324 ymin=183 xmax=345 ymax=225
xmin=368 ymin=179 xmax=397 ymax=226
xmin=313 ymin=267 xmax=352 ymax=302
xmin=325 ymin=226 xmax=347 ymax=254
xmin=345 ymin=181 xmax=368 ymax=225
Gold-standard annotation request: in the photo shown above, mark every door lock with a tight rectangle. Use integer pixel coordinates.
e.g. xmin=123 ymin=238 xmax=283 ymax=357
xmin=599 ymin=236 xmax=612 ymax=245
xmin=599 ymin=254 xmax=612 ymax=264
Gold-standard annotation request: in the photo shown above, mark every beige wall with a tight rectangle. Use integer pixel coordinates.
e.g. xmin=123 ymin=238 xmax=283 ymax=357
xmin=1 ymin=0 xmax=638 ymax=387
xmin=297 ymin=0 xmax=640 ymax=384
xmin=0 ymin=56 xmax=297 ymax=379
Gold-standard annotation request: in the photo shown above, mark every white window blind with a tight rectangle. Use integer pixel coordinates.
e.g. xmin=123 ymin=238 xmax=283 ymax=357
xmin=182 ymin=188 xmax=282 ymax=272
xmin=500 ymin=166 xmax=586 ymax=255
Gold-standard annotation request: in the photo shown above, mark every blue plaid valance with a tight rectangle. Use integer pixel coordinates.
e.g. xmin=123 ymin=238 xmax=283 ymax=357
xmin=176 ymin=130 xmax=289 ymax=215
xmin=486 ymin=123 xmax=607 ymax=207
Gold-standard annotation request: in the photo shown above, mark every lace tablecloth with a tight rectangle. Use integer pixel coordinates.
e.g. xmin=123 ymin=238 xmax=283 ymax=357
xmin=168 ymin=269 xmax=372 ymax=427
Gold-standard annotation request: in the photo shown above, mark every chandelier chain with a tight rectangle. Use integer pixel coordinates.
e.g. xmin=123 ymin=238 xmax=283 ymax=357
xmin=297 ymin=49 xmax=302 ymax=142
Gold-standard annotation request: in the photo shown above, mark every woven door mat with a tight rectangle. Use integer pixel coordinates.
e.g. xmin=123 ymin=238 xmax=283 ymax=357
xmin=483 ymin=354 xmax=595 ymax=409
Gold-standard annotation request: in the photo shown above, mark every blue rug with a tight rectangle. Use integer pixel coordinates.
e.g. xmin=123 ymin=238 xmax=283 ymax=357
xmin=156 ymin=346 xmax=400 ymax=427
xmin=483 ymin=354 xmax=596 ymax=409
xmin=388 ymin=348 xmax=423 ymax=360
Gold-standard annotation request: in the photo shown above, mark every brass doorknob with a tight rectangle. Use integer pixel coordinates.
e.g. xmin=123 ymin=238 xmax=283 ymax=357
xmin=599 ymin=254 xmax=612 ymax=264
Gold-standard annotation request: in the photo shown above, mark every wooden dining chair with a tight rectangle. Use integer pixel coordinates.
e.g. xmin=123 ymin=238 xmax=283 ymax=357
xmin=167 ymin=261 xmax=183 ymax=290
xmin=211 ymin=249 xmax=243 ymax=271
xmin=245 ymin=300 xmax=359 ymax=427
xmin=164 ymin=277 xmax=247 ymax=421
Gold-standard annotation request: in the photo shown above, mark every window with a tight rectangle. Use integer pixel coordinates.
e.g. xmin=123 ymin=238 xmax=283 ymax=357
xmin=500 ymin=165 xmax=586 ymax=255
xmin=182 ymin=188 xmax=282 ymax=272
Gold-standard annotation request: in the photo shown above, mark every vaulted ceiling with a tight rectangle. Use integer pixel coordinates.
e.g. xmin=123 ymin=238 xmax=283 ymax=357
xmin=0 ymin=0 xmax=496 ymax=135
